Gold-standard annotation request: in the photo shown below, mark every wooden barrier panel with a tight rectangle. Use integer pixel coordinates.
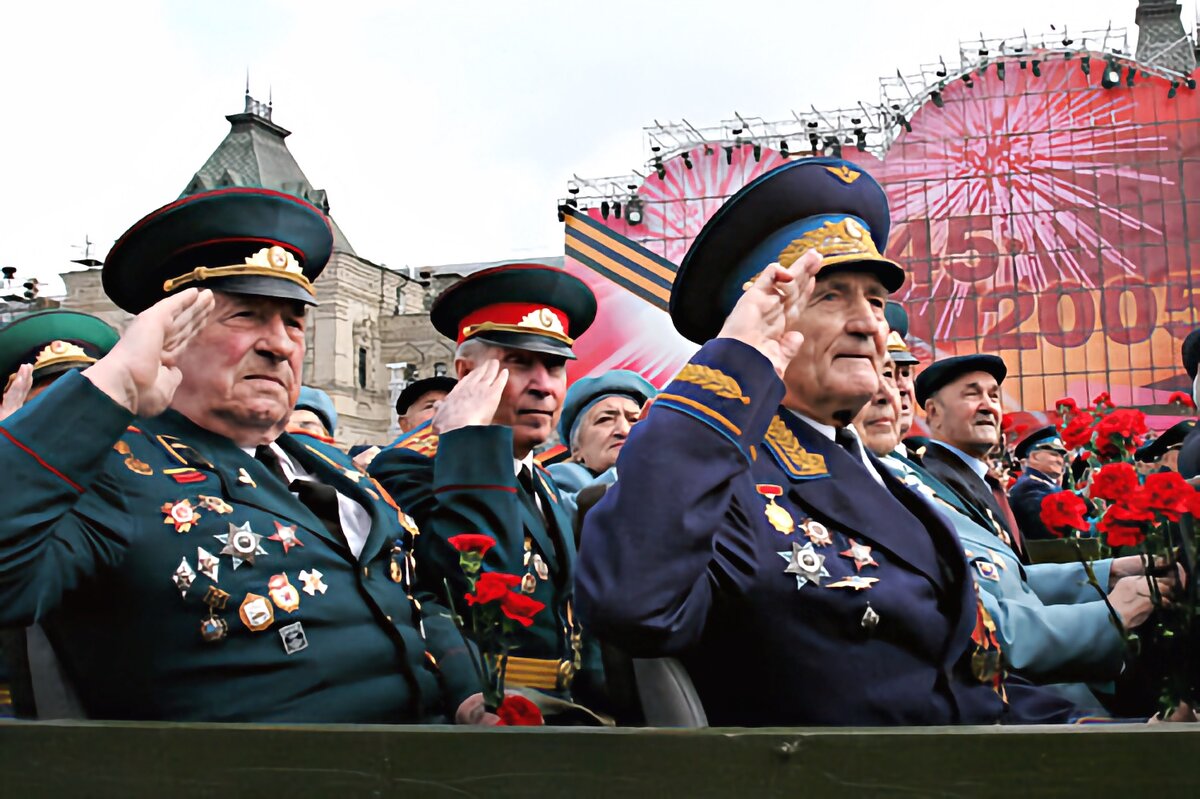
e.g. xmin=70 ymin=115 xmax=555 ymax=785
xmin=1 ymin=721 xmax=1197 ymax=798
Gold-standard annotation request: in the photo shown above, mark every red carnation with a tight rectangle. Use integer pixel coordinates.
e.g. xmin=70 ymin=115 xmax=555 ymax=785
xmin=1092 ymin=392 xmax=1112 ymax=409
xmin=1055 ymin=397 xmax=1078 ymax=415
xmin=495 ymin=694 xmax=544 ymax=726
xmin=499 ymin=592 xmax=546 ymax=627
xmin=1093 ymin=409 xmax=1148 ymax=442
xmin=1099 ymin=516 xmax=1146 ymax=548
xmin=466 ymin=572 xmax=523 ymax=605
xmin=1090 ymin=462 xmax=1139 ymax=503
xmin=1001 ymin=414 xmax=1016 ymax=433
xmin=1039 ymin=492 xmax=1090 ymax=537
xmin=448 ymin=534 xmax=496 ymax=556
xmin=1168 ymin=391 xmax=1196 ymax=409
xmin=1139 ymin=471 xmax=1195 ymax=522
xmin=1060 ymin=413 xmax=1095 ymax=450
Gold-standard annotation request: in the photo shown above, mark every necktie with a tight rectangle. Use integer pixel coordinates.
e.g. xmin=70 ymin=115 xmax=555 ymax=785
xmin=985 ymin=470 xmax=1024 ymax=558
xmin=255 ymin=445 xmax=343 ymax=539
xmin=517 ymin=464 xmax=545 ymax=521
xmin=834 ymin=427 xmax=865 ymax=463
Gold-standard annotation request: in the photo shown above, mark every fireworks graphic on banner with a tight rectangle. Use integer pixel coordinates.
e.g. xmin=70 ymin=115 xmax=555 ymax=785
xmin=884 ymin=62 xmax=1171 ymax=339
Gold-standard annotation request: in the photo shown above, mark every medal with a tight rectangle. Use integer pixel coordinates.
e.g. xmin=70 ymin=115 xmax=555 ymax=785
xmin=203 ymin=585 xmax=230 ymax=611
xmin=531 ymin=553 xmax=549 ymax=581
xmin=200 ymin=616 xmax=228 ymax=643
xmin=521 ymin=573 xmax=537 ymax=594
xmin=756 ymin=484 xmax=794 ymax=534
xmin=162 ymin=499 xmax=202 ymax=533
xmin=238 ymin=593 xmax=275 ymax=631
xmin=268 ymin=521 xmax=303 ymax=554
xmin=215 ymin=522 xmax=267 ymax=569
xmin=279 ymin=621 xmax=309 ymax=655
xmin=861 ymin=603 xmax=880 ymax=631
xmin=299 ymin=569 xmax=328 ymax=596
xmin=974 ymin=560 xmax=1001 ymax=581
xmin=237 ymin=468 xmax=256 ymax=487
xmin=840 ymin=538 xmax=878 ymax=571
xmin=778 ymin=541 xmax=830 ymax=589
xmin=197 ymin=547 xmax=220 ymax=582
xmin=197 ymin=495 xmax=233 ymax=515
xmin=800 ymin=518 xmax=832 ymax=547
xmin=268 ymin=573 xmax=301 ymax=613
xmin=172 ymin=557 xmax=196 ymax=597
xmin=828 ymin=575 xmax=879 ymax=591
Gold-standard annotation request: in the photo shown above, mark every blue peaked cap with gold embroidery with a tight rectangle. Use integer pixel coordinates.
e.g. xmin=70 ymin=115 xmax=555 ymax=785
xmin=1014 ymin=425 xmax=1067 ymax=460
xmin=671 ymin=157 xmax=905 ymax=344
xmin=884 ymin=301 xmax=919 ymax=365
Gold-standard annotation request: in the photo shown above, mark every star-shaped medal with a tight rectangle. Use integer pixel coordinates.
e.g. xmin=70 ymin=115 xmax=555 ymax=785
xmin=840 ymin=538 xmax=878 ymax=571
xmin=196 ymin=547 xmax=220 ymax=582
xmin=268 ymin=521 xmax=304 ymax=554
xmin=299 ymin=569 xmax=328 ymax=596
xmin=215 ymin=521 xmax=267 ymax=569
xmin=778 ymin=541 xmax=830 ymax=589
xmin=172 ymin=557 xmax=196 ymax=597
xmin=828 ymin=575 xmax=880 ymax=591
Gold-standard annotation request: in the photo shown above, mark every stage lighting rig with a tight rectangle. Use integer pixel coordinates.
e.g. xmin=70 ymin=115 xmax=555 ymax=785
xmin=625 ymin=197 xmax=644 ymax=226
xmin=1101 ymin=58 xmax=1120 ymax=88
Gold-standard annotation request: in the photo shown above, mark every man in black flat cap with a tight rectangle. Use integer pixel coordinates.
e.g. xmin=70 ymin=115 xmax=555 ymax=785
xmin=914 ymin=354 xmax=1027 ymax=562
xmin=395 ymin=375 xmax=456 ymax=435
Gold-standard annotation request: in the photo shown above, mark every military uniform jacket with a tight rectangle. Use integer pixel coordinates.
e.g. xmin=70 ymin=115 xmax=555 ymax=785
xmin=0 ymin=371 xmax=475 ymax=723
xmin=1009 ymin=468 xmax=1064 ymax=541
xmin=883 ymin=454 xmax=1124 ymax=684
xmin=919 ymin=443 xmax=1019 ymax=546
xmin=576 ymin=339 xmax=1069 ymax=727
xmin=370 ymin=423 xmax=597 ymax=695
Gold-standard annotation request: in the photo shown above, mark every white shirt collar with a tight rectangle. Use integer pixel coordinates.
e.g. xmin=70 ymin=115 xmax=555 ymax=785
xmin=786 ymin=409 xmax=835 ymax=442
xmin=785 ymin=409 xmax=883 ymax=486
xmin=931 ymin=439 xmax=989 ymax=480
xmin=513 ymin=452 xmax=535 ymax=477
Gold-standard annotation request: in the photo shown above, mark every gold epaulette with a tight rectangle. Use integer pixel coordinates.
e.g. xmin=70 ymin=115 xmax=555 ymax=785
xmin=763 ymin=416 xmax=828 ymax=479
xmin=397 ymin=427 xmax=439 ymax=458
xmin=674 ymin=364 xmax=750 ymax=404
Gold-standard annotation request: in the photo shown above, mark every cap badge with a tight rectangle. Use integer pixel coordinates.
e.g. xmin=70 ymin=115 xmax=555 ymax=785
xmin=777 ymin=218 xmax=879 ymax=267
xmin=824 ymin=165 xmax=862 ymax=184
xmin=34 ymin=340 xmax=92 ymax=370
xmin=518 ymin=307 xmax=566 ymax=336
xmin=245 ymin=245 xmax=303 ymax=275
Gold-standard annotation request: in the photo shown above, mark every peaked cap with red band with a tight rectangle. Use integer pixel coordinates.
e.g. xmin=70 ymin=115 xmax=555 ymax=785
xmin=431 ymin=264 xmax=597 ymax=359
xmin=103 ymin=187 xmax=334 ymax=313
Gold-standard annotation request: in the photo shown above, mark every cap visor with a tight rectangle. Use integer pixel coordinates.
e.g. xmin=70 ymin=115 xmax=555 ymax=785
xmin=194 ymin=275 xmax=318 ymax=307
xmin=471 ymin=331 xmax=576 ymax=360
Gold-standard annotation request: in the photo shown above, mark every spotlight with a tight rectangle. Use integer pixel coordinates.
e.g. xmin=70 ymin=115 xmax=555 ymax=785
xmin=896 ymin=113 xmax=911 ymax=133
xmin=1080 ymin=55 xmax=1091 ymax=76
xmin=566 ymin=198 xmax=578 ymax=208
xmin=557 ymin=207 xmax=565 ymax=223
xmin=1169 ymin=80 xmax=1180 ymax=98
xmin=724 ymin=145 xmax=733 ymax=165
xmin=808 ymin=131 xmax=820 ymax=150
xmin=855 ymin=129 xmax=867 ymax=151
xmin=931 ymin=89 xmax=944 ymax=108
xmin=654 ymin=156 xmax=665 ymax=180
xmin=731 ymin=126 xmax=743 ymax=135
xmin=752 ymin=143 xmax=762 ymax=161
xmin=962 ymin=73 xmax=974 ymax=88
xmin=996 ymin=61 xmax=1006 ymax=81
xmin=613 ymin=201 xmax=622 ymax=219
xmin=567 ymin=181 xmax=579 ymax=195
xmin=1032 ymin=59 xmax=1041 ymax=77
xmin=682 ymin=152 xmax=693 ymax=170
xmin=779 ymin=139 xmax=790 ymax=157
xmin=1019 ymin=59 xmax=1027 ymax=70
xmin=1126 ymin=66 xmax=1136 ymax=87
xmin=625 ymin=197 xmax=644 ymax=226
xmin=824 ymin=137 xmax=841 ymax=158
xmin=600 ymin=201 xmax=610 ymax=219
xmin=1189 ymin=78 xmax=1197 ymax=89
xmin=1101 ymin=59 xmax=1120 ymax=88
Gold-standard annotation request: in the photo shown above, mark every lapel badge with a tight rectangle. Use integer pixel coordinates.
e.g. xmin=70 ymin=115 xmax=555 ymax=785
xmin=399 ymin=511 xmax=420 ymax=538
xmin=279 ymin=621 xmax=309 ymax=655
xmin=521 ymin=573 xmax=538 ymax=594
xmin=778 ymin=541 xmax=830 ymax=589
xmin=800 ymin=517 xmax=832 ymax=547
xmin=237 ymin=468 xmax=257 ymax=488
xmin=531 ymin=553 xmax=549 ymax=581
xmin=974 ymin=559 xmax=1001 ymax=581
xmin=300 ymin=569 xmax=328 ymax=596
xmin=203 ymin=585 xmax=230 ymax=612
xmin=197 ymin=495 xmax=234 ymax=515
xmin=200 ymin=615 xmax=228 ymax=643
xmin=268 ymin=521 xmax=304 ymax=554
xmin=389 ymin=545 xmax=406 ymax=584
xmin=215 ymin=521 xmax=267 ymax=569
xmin=829 ymin=575 xmax=880 ymax=591
xmin=172 ymin=557 xmax=196 ymax=597
xmin=162 ymin=499 xmax=202 ymax=533
xmin=840 ymin=538 xmax=878 ymax=571
xmin=987 ymin=550 xmax=1008 ymax=570
xmin=755 ymin=484 xmax=794 ymax=534
xmin=861 ymin=603 xmax=880 ymax=631
xmin=114 ymin=442 xmax=154 ymax=476
xmin=342 ymin=467 xmax=362 ymax=483
xmin=268 ymin=573 xmax=301 ymax=613
xmin=196 ymin=547 xmax=220 ymax=582
xmin=238 ymin=592 xmax=275 ymax=632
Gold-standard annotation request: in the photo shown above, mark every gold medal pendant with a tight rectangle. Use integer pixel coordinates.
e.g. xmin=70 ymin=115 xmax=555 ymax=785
xmin=756 ymin=484 xmax=794 ymax=534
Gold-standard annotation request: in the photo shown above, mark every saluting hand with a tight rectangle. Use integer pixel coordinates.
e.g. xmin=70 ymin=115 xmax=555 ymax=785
xmin=83 ymin=288 xmax=215 ymax=417
xmin=0 ymin=363 xmax=33 ymax=422
xmin=431 ymin=358 xmax=508 ymax=435
xmin=717 ymin=251 xmax=823 ymax=378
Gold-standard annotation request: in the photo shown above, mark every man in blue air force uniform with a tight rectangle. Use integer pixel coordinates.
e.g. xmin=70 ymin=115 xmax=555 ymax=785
xmin=0 ymin=188 xmax=481 ymax=723
xmin=854 ymin=357 xmax=1160 ymax=714
xmin=576 ymin=158 xmax=1075 ymax=726
xmin=1008 ymin=426 xmax=1069 ymax=541
xmin=370 ymin=265 xmax=606 ymax=713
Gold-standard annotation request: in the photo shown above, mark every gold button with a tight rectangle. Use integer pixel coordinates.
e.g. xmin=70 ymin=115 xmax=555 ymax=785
xmin=386 ymin=615 xmax=393 ymax=622
xmin=362 ymin=567 xmax=369 ymax=578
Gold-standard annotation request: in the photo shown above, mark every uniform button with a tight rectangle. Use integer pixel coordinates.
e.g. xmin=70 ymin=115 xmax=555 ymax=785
xmin=386 ymin=615 xmax=393 ymax=622
xmin=362 ymin=566 xmax=369 ymax=578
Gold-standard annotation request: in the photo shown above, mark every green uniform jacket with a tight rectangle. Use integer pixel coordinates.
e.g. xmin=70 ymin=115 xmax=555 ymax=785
xmin=0 ymin=371 xmax=475 ymax=722
xmin=370 ymin=422 xmax=599 ymax=698
xmin=883 ymin=452 xmax=1123 ymax=685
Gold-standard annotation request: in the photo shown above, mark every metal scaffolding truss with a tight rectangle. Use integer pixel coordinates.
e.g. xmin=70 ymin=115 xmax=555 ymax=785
xmin=562 ymin=24 xmax=1198 ymax=210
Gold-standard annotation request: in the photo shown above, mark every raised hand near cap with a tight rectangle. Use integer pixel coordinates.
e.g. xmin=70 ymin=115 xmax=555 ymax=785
xmin=83 ymin=288 xmax=215 ymax=417
xmin=431 ymin=358 xmax=509 ymax=435
xmin=0 ymin=363 xmax=33 ymax=422
xmin=717 ymin=250 xmax=823 ymax=378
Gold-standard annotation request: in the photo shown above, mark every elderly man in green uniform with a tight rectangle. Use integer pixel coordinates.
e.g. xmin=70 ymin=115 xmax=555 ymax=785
xmin=855 ymin=357 xmax=1164 ymax=713
xmin=0 ymin=188 xmax=484 ymax=724
xmin=370 ymin=264 xmax=604 ymax=715
xmin=0 ymin=310 xmax=120 ymax=718
xmin=884 ymin=300 xmax=919 ymax=438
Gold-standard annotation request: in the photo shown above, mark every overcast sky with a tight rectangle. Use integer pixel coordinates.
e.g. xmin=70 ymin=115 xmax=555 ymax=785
xmin=0 ymin=0 xmax=1177 ymax=295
